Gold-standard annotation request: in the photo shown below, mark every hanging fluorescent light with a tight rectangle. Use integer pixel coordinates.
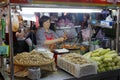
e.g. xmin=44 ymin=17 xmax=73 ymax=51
xmin=20 ymin=7 xmax=102 ymax=14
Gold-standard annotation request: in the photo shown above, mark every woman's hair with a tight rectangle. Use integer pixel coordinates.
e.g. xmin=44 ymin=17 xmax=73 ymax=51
xmin=39 ymin=16 xmax=50 ymax=27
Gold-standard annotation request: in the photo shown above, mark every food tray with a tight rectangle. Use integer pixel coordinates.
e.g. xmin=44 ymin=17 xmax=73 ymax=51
xmin=67 ymin=48 xmax=80 ymax=50
xmin=53 ymin=48 xmax=69 ymax=54
xmin=60 ymin=43 xmax=80 ymax=50
xmin=57 ymin=54 xmax=97 ymax=78
xmin=14 ymin=59 xmax=55 ymax=67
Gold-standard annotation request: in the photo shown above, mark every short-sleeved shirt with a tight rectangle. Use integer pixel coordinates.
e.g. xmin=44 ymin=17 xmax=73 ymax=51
xmin=36 ymin=28 xmax=58 ymax=47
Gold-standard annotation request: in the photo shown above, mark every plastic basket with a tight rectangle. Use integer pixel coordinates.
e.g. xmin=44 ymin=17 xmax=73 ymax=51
xmin=57 ymin=54 xmax=97 ymax=78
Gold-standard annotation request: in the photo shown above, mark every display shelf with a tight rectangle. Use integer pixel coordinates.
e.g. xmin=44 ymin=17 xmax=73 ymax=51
xmin=92 ymin=23 xmax=113 ymax=29
xmin=56 ymin=26 xmax=81 ymax=30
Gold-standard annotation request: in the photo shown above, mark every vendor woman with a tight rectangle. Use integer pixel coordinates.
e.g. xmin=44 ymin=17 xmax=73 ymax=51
xmin=36 ymin=15 xmax=67 ymax=50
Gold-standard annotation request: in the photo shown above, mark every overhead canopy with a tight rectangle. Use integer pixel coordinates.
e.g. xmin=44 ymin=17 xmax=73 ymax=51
xmin=10 ymin=0 xmax=120 ymax=6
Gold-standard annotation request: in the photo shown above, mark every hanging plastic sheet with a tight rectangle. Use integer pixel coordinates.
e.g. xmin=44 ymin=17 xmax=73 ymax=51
xmin=1 ymin=18 xmax=5 ymax=39
xmin=11 ymin=13 xmax=19 ymax=32
xmin=81 ymin=28 xmax=90 ymax=41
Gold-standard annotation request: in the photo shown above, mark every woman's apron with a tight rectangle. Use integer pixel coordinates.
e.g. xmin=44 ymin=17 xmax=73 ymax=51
xmin=44 ymin=32 xmax=56 ymax=50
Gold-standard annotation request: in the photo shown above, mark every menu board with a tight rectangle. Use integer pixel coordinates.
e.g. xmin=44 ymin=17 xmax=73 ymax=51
xmin=10 ymin=0 xmax=120 ymax=5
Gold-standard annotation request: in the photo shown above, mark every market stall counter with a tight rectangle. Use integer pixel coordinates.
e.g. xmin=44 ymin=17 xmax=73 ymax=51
xmin=66 ymin=69 xmax=120 ymax=80
xmin=1 ymin=67 xmax=74 ymax=80
xmin=1 ymin=67 xmax=120 ymax=80
xmin=1 ymin=49 xmax=75 ymax=80
xmin=2 ymin=48 xmax=120 ymax=80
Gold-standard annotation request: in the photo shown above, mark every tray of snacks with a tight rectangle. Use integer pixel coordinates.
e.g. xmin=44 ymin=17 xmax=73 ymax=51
xmin=57 ymin=53 xmax=97 ymax=78
xmin=60 ymin=44 xmax=80 ymax=50
xmin=14 ymin=50 xmax=55 ymax=67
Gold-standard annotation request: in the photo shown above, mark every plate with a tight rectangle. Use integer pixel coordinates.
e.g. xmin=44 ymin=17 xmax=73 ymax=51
xmin=53 ymin=48 xmax=69 ymax=53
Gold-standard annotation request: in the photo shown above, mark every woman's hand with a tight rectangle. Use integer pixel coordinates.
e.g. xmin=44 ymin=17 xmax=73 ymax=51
xmin=58 ymin=37 xmax=65 ymax=42
xmin=58 ymin=34 xmax=67 ymax=42
xmin=62 ymin=31 xmax=67 ymax=40
xmin=16 ymin=32 xmax=25 ymax=39
xmin=63 ymin=35 xmax=67 ymax=41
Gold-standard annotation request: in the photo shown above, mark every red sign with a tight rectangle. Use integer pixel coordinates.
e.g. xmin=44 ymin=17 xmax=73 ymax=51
xmin=10 ymin=0 xmax=28 ymax=3
xmin=30 ymin=0 xmax=92 ymax=3
xmin=10 ymin=0 xmax=120 ymax=5
xmin=93 ymin=0 xmax=107 ymax=4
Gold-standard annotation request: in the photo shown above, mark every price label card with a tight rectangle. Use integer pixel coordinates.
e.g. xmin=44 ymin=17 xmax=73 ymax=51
xmin=0 ymin=46 xmax=9 ymax=56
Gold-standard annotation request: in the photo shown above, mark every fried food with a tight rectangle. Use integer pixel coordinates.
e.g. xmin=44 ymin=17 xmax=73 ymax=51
xmin=14 ymin=68 xmax=29 ymax=77
xmin=14 ymin=50 xmax=54 ymax=66
xmin=61 ymin=53 xmax=89 ymax=64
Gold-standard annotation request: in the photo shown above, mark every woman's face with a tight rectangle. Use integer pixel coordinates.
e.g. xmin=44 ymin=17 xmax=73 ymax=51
xmin=43 ymin=19 xmax=51 ymax=30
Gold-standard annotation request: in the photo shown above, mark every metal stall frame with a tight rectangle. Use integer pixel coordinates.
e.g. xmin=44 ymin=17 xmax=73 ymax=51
xmin=116 ymin=7 xmax=120 ymax=53
xmin=8 ymin=0 xmax=14 ymax=80
xmin=0 ymin=0 xmax=14 ymax=80
xmin=7 ymin=1 xmax=120 ymax=80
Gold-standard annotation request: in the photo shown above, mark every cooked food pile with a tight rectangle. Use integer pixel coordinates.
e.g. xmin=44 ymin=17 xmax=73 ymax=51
xmin=14 ymin=50 xmax=54 ymax=66
xmin=60 ymin=44 xmax=79 ymax=49
xmin=61 ymin=53 xmax=90 ymax=64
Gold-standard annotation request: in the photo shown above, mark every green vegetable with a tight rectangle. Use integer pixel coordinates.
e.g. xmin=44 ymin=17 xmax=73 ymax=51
xmin=104 ymin=53 xmax=117 ymax=58
xmin=83 ymin=51 xmax=92 ymax=58
xmin=103 ymin=57 xmax=112 ymax=61
xmin=91 ymin=56 xmax=103 ymax=61
xmin=100 ymin=48 xmax=110 ymax=55
xmin=105 ymin=50 xmax=116 ymax=54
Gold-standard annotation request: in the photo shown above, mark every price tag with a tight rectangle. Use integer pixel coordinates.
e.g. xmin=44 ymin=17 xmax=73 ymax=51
xmin=0 ymin=46 xmax=9 ymax=56
xmin=100 ymin=20 xmax=113 ymax=28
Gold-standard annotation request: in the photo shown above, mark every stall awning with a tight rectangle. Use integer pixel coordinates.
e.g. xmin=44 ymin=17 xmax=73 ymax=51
xmin=10 ymin=0 xmax=120 ymax=6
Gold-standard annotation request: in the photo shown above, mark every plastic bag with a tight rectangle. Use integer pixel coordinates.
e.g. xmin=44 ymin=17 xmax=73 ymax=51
xmin=81 ymin=28 xmax=90 ymax=41
xmin=12 ymin=13 xmax=19 ymax=32
xmin=96 ymin=29 xmax=104 ymax=39
xmin=35 ymin=48 xmax=54 ymax=59
xmin=25 ymin=38 xmax=32 ymax=46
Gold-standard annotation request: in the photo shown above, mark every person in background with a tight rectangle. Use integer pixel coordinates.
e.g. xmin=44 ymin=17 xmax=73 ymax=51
xmin=25 ymin=25 xmax=37 ymax=51
xmin=81 ymin=14 xmax=89 ymax=29
xmin=36 ymin=16 xmax=67 ymax=50
xmin=15 ymin=23 xmax=29 ymax=53
xmin=16 ymin=22 xmax=26 ymax=40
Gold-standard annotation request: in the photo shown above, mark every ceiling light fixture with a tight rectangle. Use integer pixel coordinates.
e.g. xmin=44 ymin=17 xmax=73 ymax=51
xmin=19 ymin=7 xmax=102 ymax=14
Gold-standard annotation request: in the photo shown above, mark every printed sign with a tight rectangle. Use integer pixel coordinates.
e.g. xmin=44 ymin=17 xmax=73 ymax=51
xmin=0 ymin=46 xmax=9 ymax=56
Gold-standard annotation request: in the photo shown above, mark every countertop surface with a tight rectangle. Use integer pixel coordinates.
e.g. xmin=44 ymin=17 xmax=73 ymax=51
xmin=1 ymin=67 xmax=74 ymax=80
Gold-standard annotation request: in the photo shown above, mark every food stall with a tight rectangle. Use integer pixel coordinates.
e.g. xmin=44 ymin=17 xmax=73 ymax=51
xmin=1 ymin=0 xmax=120 ymax=80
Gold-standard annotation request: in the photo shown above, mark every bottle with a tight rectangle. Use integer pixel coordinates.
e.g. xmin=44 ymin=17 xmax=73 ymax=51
xmin=1 ymin=18 xmax=6 ymax=39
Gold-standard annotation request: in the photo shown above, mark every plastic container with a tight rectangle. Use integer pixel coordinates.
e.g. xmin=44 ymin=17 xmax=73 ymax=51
xmin=57 ymin=54 xmax=97 ymax=78
xmin=27 ymin=67 xmax=41 ymax=80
